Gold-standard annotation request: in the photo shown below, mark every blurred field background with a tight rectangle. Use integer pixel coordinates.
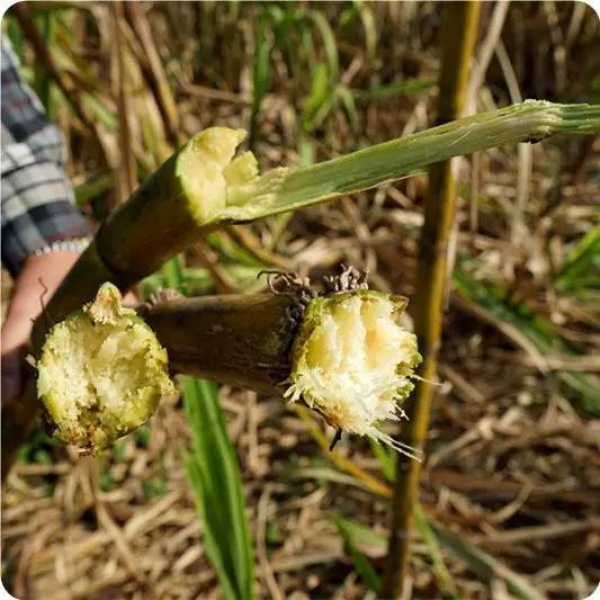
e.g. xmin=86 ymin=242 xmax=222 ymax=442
xmin=1 ymin=2 xmax=600 ymax=599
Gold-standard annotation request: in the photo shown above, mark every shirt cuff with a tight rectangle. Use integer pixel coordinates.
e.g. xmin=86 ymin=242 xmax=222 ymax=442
xmin=1 ymin=156 xmax=92 ymax=277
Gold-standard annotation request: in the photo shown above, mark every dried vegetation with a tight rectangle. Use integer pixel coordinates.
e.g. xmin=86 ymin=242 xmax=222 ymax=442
xmin=2 ymin=2 xmax=600 ymax=598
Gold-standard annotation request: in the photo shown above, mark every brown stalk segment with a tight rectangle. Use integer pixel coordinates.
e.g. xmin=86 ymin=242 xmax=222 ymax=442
xmin=141 ymin=294 xmax=299 ymax=394
xmin=382 ymin=2 xmax=481 ymax=597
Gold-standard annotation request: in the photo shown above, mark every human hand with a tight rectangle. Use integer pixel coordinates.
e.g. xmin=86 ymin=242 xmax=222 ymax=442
xmin=1 ymin=251 xmax=82 ymax=404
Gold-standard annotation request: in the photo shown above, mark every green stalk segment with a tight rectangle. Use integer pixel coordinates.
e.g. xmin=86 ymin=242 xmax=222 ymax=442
xmin=95 ymin=128 xmax=273 ymax=277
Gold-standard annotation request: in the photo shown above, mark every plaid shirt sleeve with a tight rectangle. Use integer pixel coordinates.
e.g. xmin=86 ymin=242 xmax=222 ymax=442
xmin=1 ymin=37 xmax=91 ymax=277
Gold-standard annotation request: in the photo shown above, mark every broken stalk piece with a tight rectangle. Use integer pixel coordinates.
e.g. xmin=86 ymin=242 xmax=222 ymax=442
xmin=36 ymin=283 xmax=175 ymax=451
xmin=36 ymin=273 xmax=422 ymax=457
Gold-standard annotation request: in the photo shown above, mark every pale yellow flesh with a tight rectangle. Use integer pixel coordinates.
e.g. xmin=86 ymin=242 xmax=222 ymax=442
xmin=37 ymin=283 xmax=174 ymax=450
xmin=180 ymin=127 xmax=288 ymax=223
xmin=39 ymin=321 xmax=155 ymax=415
xmin=287 ymin=294 xmax=420 ymax=447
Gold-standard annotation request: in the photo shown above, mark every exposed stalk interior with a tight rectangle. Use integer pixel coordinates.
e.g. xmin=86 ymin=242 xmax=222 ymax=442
xmin=37 ymin=284 xmax=174 ymax=450
xmin=287 ymin=292 xmax=421 ymax=456
xmin=181 ymin=127 xmax=288 ymax=223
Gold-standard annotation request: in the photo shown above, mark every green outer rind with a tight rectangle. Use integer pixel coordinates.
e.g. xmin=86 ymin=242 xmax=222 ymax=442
xmin=227 ymin=101 xmax=600 ymax=221
xmin=95 ymin=128 xmax=247 ymax=280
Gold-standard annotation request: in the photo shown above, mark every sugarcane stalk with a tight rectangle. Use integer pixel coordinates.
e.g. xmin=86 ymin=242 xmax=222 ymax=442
xmin=382 ymin=3 xmax=481 ymax=597
xmin=147 ymin=288 xmax=421 ymax=454
xmin=4 ymin=100 xmax=599 ymax=478
xmin=30 ymin=102 xmax=600 ymax=349
xmin=33 ymin=272 xmax=423 ymax=454
xmin=142 ymin=293 xmax=296 ymax=393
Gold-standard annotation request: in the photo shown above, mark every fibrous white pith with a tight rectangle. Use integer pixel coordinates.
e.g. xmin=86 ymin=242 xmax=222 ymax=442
xmin=286 ymin=293 xmax=421 ymax=458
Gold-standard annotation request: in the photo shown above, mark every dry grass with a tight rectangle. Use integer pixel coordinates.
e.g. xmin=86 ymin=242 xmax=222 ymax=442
xmin=2 ymin=2 xmax=600 ymax=598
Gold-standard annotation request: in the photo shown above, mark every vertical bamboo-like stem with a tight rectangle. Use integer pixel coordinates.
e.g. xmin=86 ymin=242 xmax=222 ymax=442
xmin=382 ymin=3 xmax=481 ymax=597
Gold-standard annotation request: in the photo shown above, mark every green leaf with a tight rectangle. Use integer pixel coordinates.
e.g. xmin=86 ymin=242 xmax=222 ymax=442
xmin=556 ymin=226 xmax=600 ymax=295
xmin=333 ymin=516 xmax=388 ymax=556
xmin=301 ymin=62 xmax=330 ymax=133
xmin=333 ymin=516 xmax=543 ymax=600
xmin=413 ymin=504 xmax=459 ymax=598
xmin=235 ymin=102 xmax=600 ymax=222
xmin=206 ymin=232 xmax=264 ymax=268
xmin=369 ymin=439 xmax=395 ymax=483
xmin=429 ymin=520 xmax=545 ymax=600
xmin=74 ymin=172 xmax=114 ymax=206
xmin=297 ymin=137 xmax=317 ymax=168
xmin=183 ymin=378 xmax=255 ymax=600
xmin=307 ymin=10 xmax=339 ymax=83
xmin=334 ymin=515 xmax=381 ymax=593
xmin=33 ymin=11 xmax=54 ymax=113
xmin=353 ymin=0 xmax=377 ymax=61
xmin=336 ymin=84 xmax=360 ymax=132
xmin=249 ymin=10 xmax=273 ymax=152
xmin=352 ymin=78 xmax=435 ymax=102
xmin=161 ymin=256 xmax=185 ymax=291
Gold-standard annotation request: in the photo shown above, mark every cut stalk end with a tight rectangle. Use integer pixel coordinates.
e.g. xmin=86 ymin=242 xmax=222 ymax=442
xmin=286 ymin=291 xmax=422 ymax=456
xmin=36 ymin=283 xmax=176 ymax=452
xmin=180 ymin=127 xmax=289 ymax=224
